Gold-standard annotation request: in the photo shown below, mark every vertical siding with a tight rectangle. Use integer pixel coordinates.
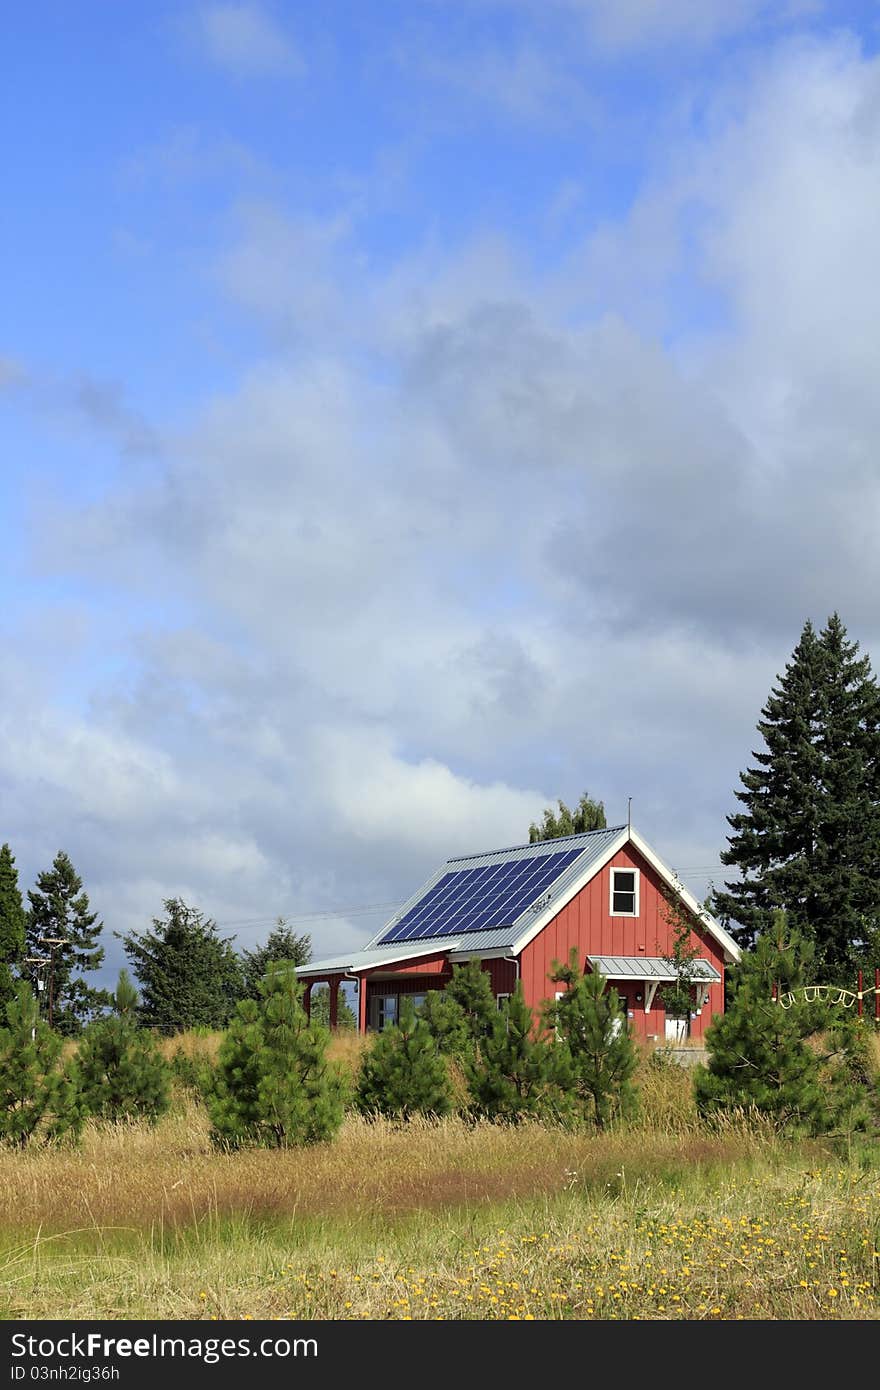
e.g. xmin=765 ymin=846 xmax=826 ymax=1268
xmin=519 ymin=843 xmax=726 ymax=1042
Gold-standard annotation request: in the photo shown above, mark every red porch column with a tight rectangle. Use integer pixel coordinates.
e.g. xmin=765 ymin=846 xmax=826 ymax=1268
xmin=358 ymin=975 xmax=367 ymax=1034
xmin=329 ymin=978 xmax=339 ymax=1028
xmin=303 ymin=982 xmax=312 ymax=1021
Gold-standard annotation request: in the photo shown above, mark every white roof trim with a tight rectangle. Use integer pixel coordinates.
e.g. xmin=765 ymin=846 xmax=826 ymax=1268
xmin=628 ymin=829 xmax=740 ymax=963
xmin=511 ymin=825 xmax=740 ymax=964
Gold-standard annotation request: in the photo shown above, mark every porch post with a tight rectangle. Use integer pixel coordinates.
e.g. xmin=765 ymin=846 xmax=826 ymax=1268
xmin=303 ymin=982 xmax=312 ymax=1021
xmin=329 ymin=978 xmax=339 ymax=1028
xmin=358 ymin=974 xmax=368 ymax=1034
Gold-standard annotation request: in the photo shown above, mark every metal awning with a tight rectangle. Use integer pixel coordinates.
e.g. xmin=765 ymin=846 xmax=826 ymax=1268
xmin=588 ymin=955 xmax=722 ymax=983
xmin=589 ymin=956 xmax=721 ymax=1015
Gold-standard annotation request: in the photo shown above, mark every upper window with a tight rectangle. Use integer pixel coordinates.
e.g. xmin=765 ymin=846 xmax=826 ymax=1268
xmin=610 ymin=867 xmax=639 ymax=917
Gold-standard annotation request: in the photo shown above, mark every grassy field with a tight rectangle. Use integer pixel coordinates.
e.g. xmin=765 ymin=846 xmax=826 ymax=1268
xmin=1 ymin=1044 xmax=879 ymax=1321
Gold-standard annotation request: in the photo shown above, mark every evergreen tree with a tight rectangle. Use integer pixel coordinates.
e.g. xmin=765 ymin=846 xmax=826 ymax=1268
xmin=356 ymin=999 xmax=453 ymax=1119
xmin=442 ymin=957 xmax=497 ymax=1059
xmin=209 ymin=961 xmax=347 ymax=1148
xmin=239 ymin=920 xmax=312 ymax=1001
xmin=120 ymin=898 xmax=243 ymax=1032
xmin=548 ymin=952 xmax=638 ymax=1129
xmin=0 ymin=844 xmax=26 ymax=1011
xmin=714 ymin=614 xmax=880 ymax=975
xmin=694 ymin=934 xmax=832 ymax=1133
xmin=0 ymin=982 xmax=82 ymax=1146
xmin=418 ymin=989 xmax=471 ymax=1058
xmin=529 ymin=792 xmax=607 ymax=843
xmin=465 ymin=984 xmax=560 ymax=1122
xmin=76 ymin=970 xmax=170 ymax=1124
xmin=26 ymin=851 xmax=111 ymax=1035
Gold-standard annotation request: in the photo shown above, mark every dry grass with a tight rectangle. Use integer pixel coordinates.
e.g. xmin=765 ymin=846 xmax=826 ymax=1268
xmin=1 ymin=1030 xmax=878 ymax=1320
xmin=0 ymin=1106 xmax=876 ymax=1320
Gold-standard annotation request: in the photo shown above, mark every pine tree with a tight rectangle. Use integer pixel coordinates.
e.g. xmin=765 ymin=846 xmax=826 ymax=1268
xmin=0 ymin=844 xmax=26 ymax=1011
xmin=529 ymin=792 xmax=606 ymax=843
xmin=548 ymin=952 xmax=638 ymax=1129
xmin=120 ymin=898 xmax=243 ymax=1032
xmin=693 ymin=935 xmax=830 ymax=1133
xmin=0 ymin=982 xmax=80 ymax=1146
xmin=209 ymin=961 xmax=347 ymax=1148
xmin=442 ymin=957 xmax=497 ymax=1059
xmin=26 ymin=851 xmax=111 ymax=1035
xmin=76 ymin=970 xmax=170 ymax=1124
xmin=714 ymin=614 xmax=880 ymax=975
xmin=465 ymin=984 xmax=560 ymax=1122
xmin=356 ymin=1000 xmax=453 ymax=1120
xmin=418 ymin=989 xmax=471 ymax=1058
xmin=239 ymin=920 xmax=312 ymax=1000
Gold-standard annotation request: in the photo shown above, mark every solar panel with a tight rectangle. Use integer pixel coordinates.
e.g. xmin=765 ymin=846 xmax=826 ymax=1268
xmin=378 ymin=847 xmax=584 ymax=944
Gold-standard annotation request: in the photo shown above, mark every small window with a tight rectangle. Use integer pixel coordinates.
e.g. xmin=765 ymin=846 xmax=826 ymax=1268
xmin=610 ymin=867 xmax=639 ymax=916
xmin=495 ymin=993 xmax=511 ymax=1010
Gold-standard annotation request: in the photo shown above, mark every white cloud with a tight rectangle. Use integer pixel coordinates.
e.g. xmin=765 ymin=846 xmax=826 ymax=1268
xmin=9 ymin=25 xmax=880 ymax=983
xmin=463 ymin=0 xmax=822 ymax=53
xmin=195 ymin=3 xmax=304 ymax=77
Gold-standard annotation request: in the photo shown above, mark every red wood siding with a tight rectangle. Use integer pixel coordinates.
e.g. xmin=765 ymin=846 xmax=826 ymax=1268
xmin=363 ymin=952 xmax=449 ymax=978
xmin=518 ymin=843 xmax=726 ymax=1041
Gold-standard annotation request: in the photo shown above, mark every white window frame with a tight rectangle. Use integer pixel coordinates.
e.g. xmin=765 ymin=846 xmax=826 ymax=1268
xmin=609 ymin=866 xmax=640 ymax=918
xmin=495 ymin=993 xmax=512 ymax=1010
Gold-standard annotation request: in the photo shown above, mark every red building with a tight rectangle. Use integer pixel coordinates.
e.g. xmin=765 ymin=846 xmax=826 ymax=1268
xmin=297 ymin=824 xmax=740 ymax=1041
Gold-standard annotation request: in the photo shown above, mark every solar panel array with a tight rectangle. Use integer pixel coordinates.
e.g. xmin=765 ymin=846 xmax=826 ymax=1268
xmin=378 ymin=847 xmax=585 ymax=944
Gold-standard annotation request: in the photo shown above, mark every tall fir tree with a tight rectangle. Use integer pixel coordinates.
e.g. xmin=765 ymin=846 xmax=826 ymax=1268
xmin=208 ymin=961 xmax=347 ymax=1148
xmin=120 ymin=898 xmax=243 ymax=1032
xmin=529 ymin=792 xmax=606 ymax=843
xmin=26 ymin=851 xmax=111 ymax=1035
xmin=714 ymin=614 xmax=880 ymax=976
xmin=239 ymin=920 xmax=312 ymax=1001
xmin=76 ymin=970 xmax=170 ymax=1124
xmin=0 ymin=844 xmax=26 ymax=1011
xmin=356 ymin=999 xmax=452 ymax=1120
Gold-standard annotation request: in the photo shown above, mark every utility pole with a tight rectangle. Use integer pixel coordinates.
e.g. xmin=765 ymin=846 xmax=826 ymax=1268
xmin=23 ymin=955 xmax=50 ymax=1040
xmin=38 ymin=937 xmax=67 ymax=1030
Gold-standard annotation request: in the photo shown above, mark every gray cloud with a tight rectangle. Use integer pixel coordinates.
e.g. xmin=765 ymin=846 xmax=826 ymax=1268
xmin=7 ymin=28 xmax=880 ymax=988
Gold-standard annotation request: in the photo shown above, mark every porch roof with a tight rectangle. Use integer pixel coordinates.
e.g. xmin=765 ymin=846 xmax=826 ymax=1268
xmin=296 ymin=928 xmax=518 ymax=980
xmin=588 ymin=955 xmax=722 ymax=983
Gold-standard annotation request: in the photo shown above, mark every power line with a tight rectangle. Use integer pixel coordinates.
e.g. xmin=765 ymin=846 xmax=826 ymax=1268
xmin=212 ymin=900 xmax=402 ymax=930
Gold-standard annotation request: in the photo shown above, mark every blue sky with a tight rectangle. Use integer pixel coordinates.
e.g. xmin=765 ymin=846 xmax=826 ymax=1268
xmin=3 ymin=1 xmax=880 ymax=984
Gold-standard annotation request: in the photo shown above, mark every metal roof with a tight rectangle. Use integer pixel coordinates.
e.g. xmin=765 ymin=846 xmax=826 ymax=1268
xmin=298 ymin=824 xmax=738 ymax=979
xmin=368 ymin=825 xmax=626 ymax=950
xmin=589 ymin=955 xmax=722 ymax=983
xmin=297 ymin=930 xmax=519 ymax=978
xmin=296 ymin=943 xmax=447 ymax=978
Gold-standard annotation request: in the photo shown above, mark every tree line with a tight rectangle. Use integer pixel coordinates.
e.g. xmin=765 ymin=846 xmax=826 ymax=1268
xmin=2 ymin=939 xmax=876 ymax=1151
xmin=0 ymin=853 xmax=356 ymax=1035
